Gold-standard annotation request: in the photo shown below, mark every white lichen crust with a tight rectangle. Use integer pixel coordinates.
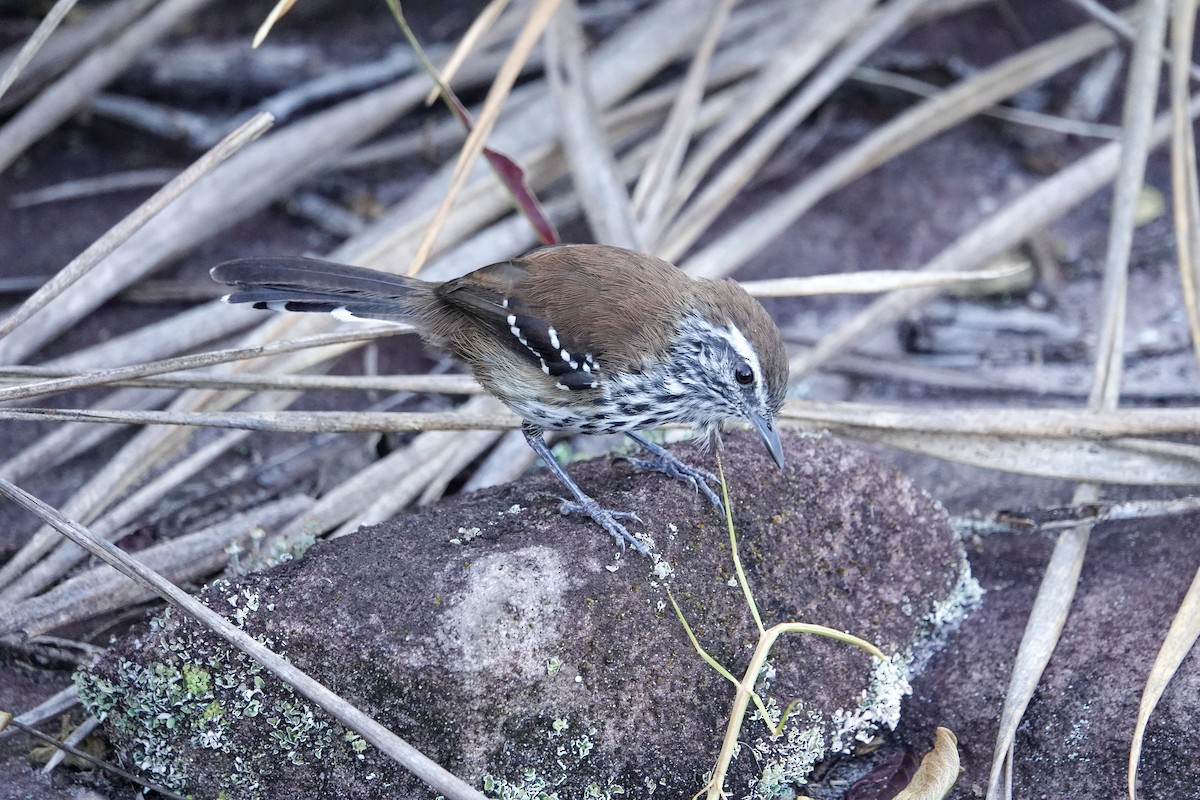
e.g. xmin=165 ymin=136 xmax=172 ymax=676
xmin=746 ymin=556 xmax=982 ymax=799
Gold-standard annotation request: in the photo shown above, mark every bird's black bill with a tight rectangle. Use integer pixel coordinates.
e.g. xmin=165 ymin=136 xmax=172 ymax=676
xmin=748 ymin=412 xmax=785 ymax=469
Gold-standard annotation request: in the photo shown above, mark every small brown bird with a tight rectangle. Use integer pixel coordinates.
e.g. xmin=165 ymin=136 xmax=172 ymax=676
xmin=212 ymin=244 xmax=789 ymax=553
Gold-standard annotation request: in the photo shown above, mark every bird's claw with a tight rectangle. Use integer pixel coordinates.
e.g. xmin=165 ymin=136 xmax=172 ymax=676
xmin=559 ymin=497 xmax=648 ymax=553
xmin=619 ymin=454 xmax=724 ymax=514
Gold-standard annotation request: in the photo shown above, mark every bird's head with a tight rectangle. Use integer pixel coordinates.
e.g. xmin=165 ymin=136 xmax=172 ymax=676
xmin=675 ymin=279 xmax=789 ymax=467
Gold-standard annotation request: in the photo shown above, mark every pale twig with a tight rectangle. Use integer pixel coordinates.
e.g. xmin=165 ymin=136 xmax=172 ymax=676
xmin=89 ymin=93 xmax=220 ymax=147
xmin=545 ymin=0 xmax=641 ymax=249
xmin=0 ymin=366 xmax=483 ymax=395
xmin=40 ymin=714 xmax=100 ymax=775
xmin=252 ymin=0 xmax=298 ymax=48
xmin=0 ymin=0 xmax=80 ymax=104
xmin=424 ymin=0 xmax=512 ymax=105
xmin=663 ymin=0 xmax=927 ymax=262
xmin=0 ymin=113 xmax=273 ymax=341
xmin=1169 ymin=0 xmax=1200 ymax=366
xmin=632 ymin=0 xmax=735 ymax=245
xmin=962 ymin=495 xmax=1200 ymax=533
xmin=1128 ymin=4 xmax=1200 ymax=795
xmin=683 ymin=18 xmax=1122 ymax=280
xmin=0 ymin=0 xmax=215 ymax=174
xmin=0 ymin=325 xmax=407 ymax=404
xmin=10 ymin=168 xmax=179 ymax=208
xmin=0 ymin=478 xmax=488 ymax=800
xmin=741 ymin=264 xmax=1027 ymax=297
xmin=0 ymin=407 xmax=520 ymax=434
xmin=777 ymin=401 xmax=1200 ymax=438
xmin=987 ymin=3 xmax=1170 ymax=798
xmin=850 ymin=66 xmax=1122 ymax=139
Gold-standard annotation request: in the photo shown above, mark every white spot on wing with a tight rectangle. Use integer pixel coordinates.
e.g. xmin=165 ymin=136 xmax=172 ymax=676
xmin=548 ymin=327 xmax=560 ymax=349
xmin=331 ymin=307 xmax=362 ymax=322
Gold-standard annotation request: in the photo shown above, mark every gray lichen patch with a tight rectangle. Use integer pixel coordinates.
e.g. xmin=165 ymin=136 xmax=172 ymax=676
xmin=79 ymin=431 xmax=972 ymax=799
xmin=76 ymin=588 xmax=368 ymax=800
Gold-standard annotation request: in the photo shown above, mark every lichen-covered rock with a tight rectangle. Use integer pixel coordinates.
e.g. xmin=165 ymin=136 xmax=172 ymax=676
xmin=77 ymin=430 xmax=977 ymax=799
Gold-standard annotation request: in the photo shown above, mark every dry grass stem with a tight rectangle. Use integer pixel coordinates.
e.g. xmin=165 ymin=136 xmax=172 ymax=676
xmin=41 ymin=715 xmax=101 ymax=775
xmin=789 ymin=93 xmax=1196 ymax=380
xmin=10 ymin=168 xmax=181 ymax=208
xmin=42 ymin=302 xmax=259 ymax=372
xmin=741 ymin=264 xmax=1028 ymax=297
xmin=657 ymin=0 xmax=860 ymax=225
xmin=0 ymin=685 xmax=78 ymax=741
xmin=1 ymin=430 xmax=253 ymax=604
xmin=1126 ymin=4 xmax=1200 ymax=794
xmin=665 ymin=0 xmax=918 ymax=263
xmin=0 ymin=388 xmax=162 ymax=483
xmin=424 ymin=0 xmax=512 ymax=105
xmin=1128 ymin=562 xmax=1200 ymax=799
xmin=973 ymin=495 xmax=1200 ymax=532
xmin=780 ymin=401 xmax=1200 ymax=438
xmin=683 ymin=18 xmax=1121 ymax=279
xmin=546 ymin=0 xmax=640 ymax=249
xmin=0 ymin=325 xmax=407 ymax=404
xmin=850 ymin=66 xmax=1122 ymax=139
xmin=631 ymin=0 xmax=735 ymax=245
xmin=1 ymin=495 xmax=312 ymax=639
xmin=0 ymin=0 xmax=215 ymax=174
xmin=0 ymin=112 xmax=273 ymax=341
xmin=0 ymin=366 xmax=481 ymax=395
xmin=1169 ymin=0 xmax=1200 ymax=364
xmin=0 ymin=407 xmax=521 ymax=434
xmin=252 ymin=0 xmax=299 ymax=49
xmin=820 ymin=429 xmax=1200 ymax=485
xmin=987 ymin=3 xmax=1169 ymax=797
xmin=0 ymin=66 xmax=448 ymax=365
xmin=0 ymin=0 xmax=156 ymax=112
xmin=419 ymin=426 xmax=507 ymax=505
xmin=0 ymin=478 xmax=489 ymax=800
xmin=406 ymin=0 xmax=563 ymax=275
xmin=0 ymin=713 xmax=187 ymax=800
xmin=0 ymin=0 xmax=80 ymax=103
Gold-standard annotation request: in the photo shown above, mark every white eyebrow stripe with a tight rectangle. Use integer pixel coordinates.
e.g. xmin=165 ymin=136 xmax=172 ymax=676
xmin=726 ymin=323 xmax=768 ymax=405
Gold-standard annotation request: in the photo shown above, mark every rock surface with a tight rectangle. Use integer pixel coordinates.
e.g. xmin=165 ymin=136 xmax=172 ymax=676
xmin=896 ymin=510 xmax=1200 ymax=799
xmin=77 ymin=431 xmax=975 ymax=799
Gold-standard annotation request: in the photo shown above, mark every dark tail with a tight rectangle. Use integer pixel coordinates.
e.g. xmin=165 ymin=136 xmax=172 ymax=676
xmin=211 ymin=256 xmax=424 ymax=322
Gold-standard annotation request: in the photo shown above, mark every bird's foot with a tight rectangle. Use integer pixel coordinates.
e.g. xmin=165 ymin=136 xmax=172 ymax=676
xmin=619 ymin=451 xmax=724 ymax=514
xmin=559 ymin=497 xmax=648 ymax=554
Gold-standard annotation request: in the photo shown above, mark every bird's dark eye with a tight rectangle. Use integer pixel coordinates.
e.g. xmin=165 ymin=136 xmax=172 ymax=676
xmin=734 ymin=362 xmax=755 ymax=385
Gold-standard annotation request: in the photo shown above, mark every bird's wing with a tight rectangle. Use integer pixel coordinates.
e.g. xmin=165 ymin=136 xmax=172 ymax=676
xmin=436 ymin=256 xmax=603 ymax=390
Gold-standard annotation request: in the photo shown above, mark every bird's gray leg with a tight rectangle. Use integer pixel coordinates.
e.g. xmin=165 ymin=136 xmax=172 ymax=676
xmin=522 ymin=423 xmax=649 ymax=555
xmin=622 ymin=432 xmax=724 ymax=513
